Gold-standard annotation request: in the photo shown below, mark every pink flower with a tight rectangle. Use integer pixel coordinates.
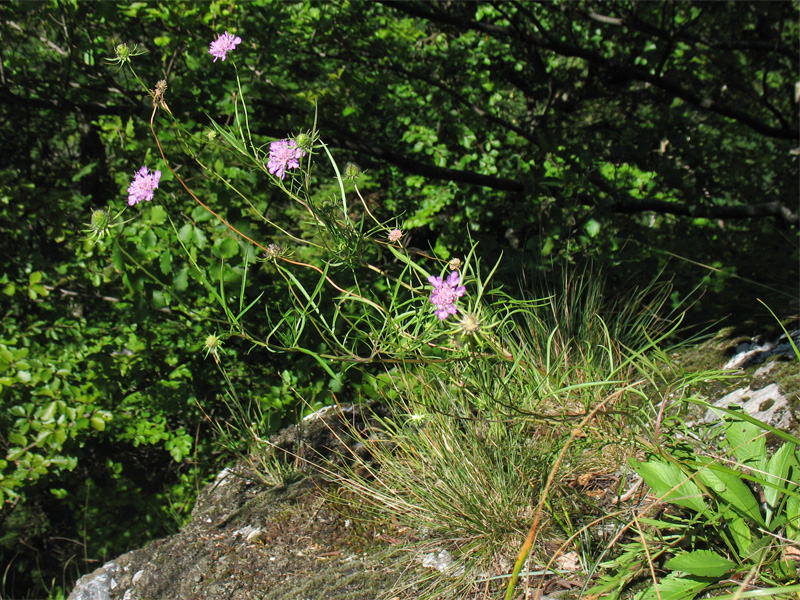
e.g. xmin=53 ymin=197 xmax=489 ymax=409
xmin=127 ymin=166 xmax=161 ymax=206
xmin=428 ymin=271 xmax=466 ymax=320
xmin=267 ymin=139 xmax=305 ymax=180
xmin=209 ymin=31 xmax=241 ymax=62
xmin=388 ymin=228 xmax=402 ymax=243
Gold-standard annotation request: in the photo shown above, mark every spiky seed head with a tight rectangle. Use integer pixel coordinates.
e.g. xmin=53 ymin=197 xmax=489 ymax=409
xmin=344 ymin=162 xmax=362 ymax=180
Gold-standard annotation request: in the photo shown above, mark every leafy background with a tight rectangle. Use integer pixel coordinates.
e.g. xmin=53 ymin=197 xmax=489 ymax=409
xmin=0 ymin=1 xmax=797 ymax=597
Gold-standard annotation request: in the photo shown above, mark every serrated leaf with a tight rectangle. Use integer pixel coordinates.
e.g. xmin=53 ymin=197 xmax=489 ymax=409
xmin=631 ymin=459 xmax=707 ymax=513
xmin=665 ymin=549 xmax=736 ymax=578
xmin=724 ymin=416 xmax=767 ymax=471
xmin=636 ymin=572 xmax=709 ymax=600
xmin=764 ymin=442 xmax=799 ymax=526
xmin=695 ymin=459 xmax=763 ymax=526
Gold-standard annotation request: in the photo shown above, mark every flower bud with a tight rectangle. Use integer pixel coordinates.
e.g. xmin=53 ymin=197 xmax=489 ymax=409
xmin=91 ymin=209 xmax=111 ymax=232
xmin=84 ymin=208 xmax=115 ymax=241
xmin=294 ymin=132 xmax=313 ymax=152
xmin=448 ymin=258 xmax=462 ymax=271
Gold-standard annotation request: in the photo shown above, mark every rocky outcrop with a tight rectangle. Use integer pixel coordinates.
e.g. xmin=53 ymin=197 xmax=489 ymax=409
xmin=67 ymin=404 xmax=406 ymax=600
xmin=68 ymin=328 xmax=799 ymax=600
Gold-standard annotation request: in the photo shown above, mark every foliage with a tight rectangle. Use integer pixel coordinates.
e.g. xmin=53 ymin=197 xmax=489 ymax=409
xmin=0 ymin=1 xmax=797 ymax=598
xmin=586 ymin=409 xmax=800 ymax=600
xmin=325 ymin=271 xmax=695 ymax=599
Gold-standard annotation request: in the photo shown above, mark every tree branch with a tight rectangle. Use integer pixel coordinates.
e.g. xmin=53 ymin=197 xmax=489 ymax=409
xmin=608 ymin=197 xmax=799 ymax=224
xmin=384 ymin=1 xmax=798 ymax=141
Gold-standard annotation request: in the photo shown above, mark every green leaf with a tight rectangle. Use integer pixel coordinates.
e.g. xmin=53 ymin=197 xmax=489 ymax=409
xmin=90 ymin=416 xmax=106 ymax=431
xmin=584 ymin=218 xmax=601 ymax=237
xmin=173 ymin=267 xmax=189 ymax=292
xmin=40 ymin=401 xmax=58 ymax=422
xmin=635 ymin=571 xmax=709 ymax=600
xmin=664 ymin=549 xmax=736 ymax=578
xmin=192 ymin=226 xmax=207 ymax=249
xmin=141 ymin=229 xmax=157 ymax=250
xmin=724 ymin=416 xmax=767 ymax=471
xmin=763 ymin=442 xmax=799 ymax=526
xmin=212 ymin=237 xmax=239 ymax=259
xmin=695 ymin=459 xmax=764 ymax=526
xmin=112 ymin=243 xmax=125 ymax=272
xmin=150 ymin=204 xmax=168 ymax=225
xmin=787 ymin=490 xmax=800 ymax=541
xmin=631 ymin=459 xmax=707 ymax=513
xmin=724 ymin=511 xmax=753 ymax=557
xmin=159 ymin=250 xmax=173 ymax=276
xmin=178 ymin=223 xmax=193 ymax=244
xmin=8 ymin=432 xmax=26 ymax=446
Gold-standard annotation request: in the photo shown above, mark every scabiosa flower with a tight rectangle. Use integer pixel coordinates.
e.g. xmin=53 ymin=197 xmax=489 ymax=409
xmin=428 ymin=270 xmax=466 ymax=320
xmin=127 ymin=166 xmax=161 ymax=206
xmin=209 ymin=31 xmax=241 ymax=62
xmin=388 ymin=228 xmax=403 ymax=243
xmin=267 ymin=139 xmax=305 ymax=180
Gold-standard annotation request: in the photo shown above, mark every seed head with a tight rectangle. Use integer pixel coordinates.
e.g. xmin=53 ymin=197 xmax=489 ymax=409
xmin=458 ymin=313 xmax=481 ymax=336
xmin=344 ymin=162 xmax=362 ymax=180
xmin=115 ymin=43 xmax=131 ymax=61
xmin=265 ymin=243 xmax=282 ymax=260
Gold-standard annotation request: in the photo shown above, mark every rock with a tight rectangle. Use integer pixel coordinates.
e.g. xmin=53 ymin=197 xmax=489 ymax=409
xmin=66 ymin=404 xmax=407 ymax=600
xmin=67 ymin=559 xmax=124 ymax=600
xmin=420 ymin=549 xmax=464 ymax=576
xmin=723 ymin=328 xmax=800 ymax=370
xmin=703 ymin=383 xmax=794 ymax=430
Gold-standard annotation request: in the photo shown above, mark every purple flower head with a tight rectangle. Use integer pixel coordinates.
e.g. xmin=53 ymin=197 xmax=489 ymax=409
xmin=388 ymin=228 xmax=402 ymax=243
xmin=209 ymin=31 xmax=241 ymax=62
xmin=127 ymin=166 xmax=161 ymax=206
xmin=267 ymin=138 xmax=305 ymax=180
xmin=428 ymin=270 xmax=466 ymax=320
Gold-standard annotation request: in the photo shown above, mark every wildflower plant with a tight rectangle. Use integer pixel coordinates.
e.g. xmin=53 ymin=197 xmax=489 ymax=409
xmin=98 ymin=32 xmax=800 ymax=600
